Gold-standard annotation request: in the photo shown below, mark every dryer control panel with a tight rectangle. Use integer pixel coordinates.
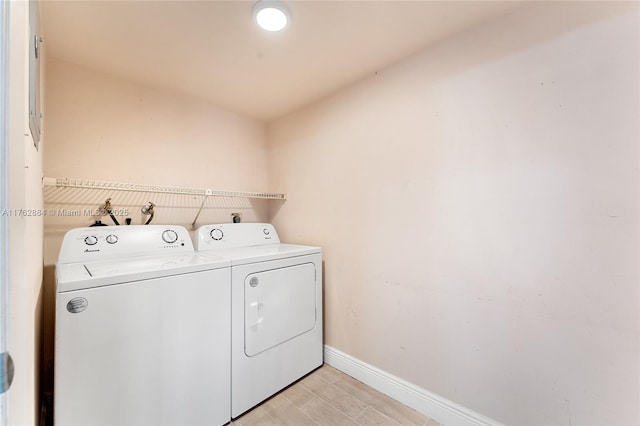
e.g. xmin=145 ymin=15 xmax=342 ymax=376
xmin=195 ymin=223 xmax=280 ymax=251
xmin=58 ymin=225 xmax=194 ymax=264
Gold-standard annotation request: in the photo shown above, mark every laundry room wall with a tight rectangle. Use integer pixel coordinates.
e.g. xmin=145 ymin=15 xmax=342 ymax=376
xmin=44 ymin=57 xmax=270 ymax=233
xmin=6 ymin=0 xmax=45 ymax=424
xmin=267 ymin=2 xmax=639 ymax=425
xmin=40 ymin=57 xmax=270 ymax=405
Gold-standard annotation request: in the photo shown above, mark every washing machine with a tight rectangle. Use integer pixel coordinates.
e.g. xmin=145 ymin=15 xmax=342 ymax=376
xmin=195 ymin=223 xmax=322 ymax=418
xmin=55 ymin=225 xmax=231 ymax=426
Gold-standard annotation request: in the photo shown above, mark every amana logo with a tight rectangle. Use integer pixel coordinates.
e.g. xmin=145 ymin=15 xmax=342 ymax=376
xmin=67 ymin=297 xmax=88 ymax=314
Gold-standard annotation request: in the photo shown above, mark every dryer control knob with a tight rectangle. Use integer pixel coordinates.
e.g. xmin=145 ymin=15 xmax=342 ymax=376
xmin=162 ymin=230 xmax=179 ymax=244
xmin=105 ymin=234 xmax=118 ymax=244
xmin=210 ymin=228 xmax=224 ymax=241
xmin=84 ymin=236 xmax=98 ymax=246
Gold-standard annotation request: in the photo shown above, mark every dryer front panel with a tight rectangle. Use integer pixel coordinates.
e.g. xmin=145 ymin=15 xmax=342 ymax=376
xmin=244 ymin=262 xmax=316 ymax=356
xmin=231 ymin=252 xmax=323 ymax=418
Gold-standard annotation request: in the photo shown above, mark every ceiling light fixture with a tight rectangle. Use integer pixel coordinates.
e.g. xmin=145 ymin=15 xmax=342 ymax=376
xmin=253 ymin=0 xmax=290 ymax=32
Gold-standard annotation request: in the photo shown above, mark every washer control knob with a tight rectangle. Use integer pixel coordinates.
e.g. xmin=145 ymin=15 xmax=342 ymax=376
xmin=105 ymin=234 xmax=118 ymax=244
xmin=84 ymin=236 xmax=98 ymax=246
xmin=263 ymin=228 xmax=270 ymax=235
xmin=210 ymin=228 xmax=223 ymax=241
xmin=162 ymin=230 xmax=179 ymax=244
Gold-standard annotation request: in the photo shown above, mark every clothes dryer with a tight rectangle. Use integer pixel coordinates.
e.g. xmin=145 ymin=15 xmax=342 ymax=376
xmin=195 ymin=223 xmax=322 ymax=418
xmin=55 ymin=225 xmax=231 ymax=426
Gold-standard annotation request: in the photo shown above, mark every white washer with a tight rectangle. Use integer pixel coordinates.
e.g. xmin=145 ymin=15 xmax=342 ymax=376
xmin=195 ymin=223 xmax=323 ymax=418
xmin=55 ymin=225 xmax=231 ymax=426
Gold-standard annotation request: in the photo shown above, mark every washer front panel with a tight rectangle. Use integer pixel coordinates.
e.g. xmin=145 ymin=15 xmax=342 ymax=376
xmin=55 ymin=268 xmax=231 ymax=426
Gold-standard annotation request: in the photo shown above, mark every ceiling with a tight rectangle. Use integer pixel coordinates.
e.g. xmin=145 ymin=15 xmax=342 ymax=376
xmin=40 ymin=0 xmax=522 ymax=121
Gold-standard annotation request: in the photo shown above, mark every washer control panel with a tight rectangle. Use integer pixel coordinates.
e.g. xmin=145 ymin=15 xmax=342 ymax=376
xmin=195 ymin=223 xmax=280 ymax=251
xmin=59 ymin=225 xmax=194 ymax=264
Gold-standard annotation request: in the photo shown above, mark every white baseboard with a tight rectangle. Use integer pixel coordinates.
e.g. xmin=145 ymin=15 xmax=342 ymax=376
xmin=323 ymin=345 xmax=501 ymax=426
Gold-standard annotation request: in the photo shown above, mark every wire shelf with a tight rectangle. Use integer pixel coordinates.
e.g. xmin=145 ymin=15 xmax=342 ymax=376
xmin=43 ymin=177 xmax=286 ymax=229
xmin=42 ymin=177 xmax=286 ymax=200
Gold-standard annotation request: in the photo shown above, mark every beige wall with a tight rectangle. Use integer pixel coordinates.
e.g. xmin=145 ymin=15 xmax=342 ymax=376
xmin=7 ymin=0 xmax=44 ymax=424
xmin=44 ymin=58 xmax=269 ymax=191
xmin=268 ymin=2 xmax=639 ymax=424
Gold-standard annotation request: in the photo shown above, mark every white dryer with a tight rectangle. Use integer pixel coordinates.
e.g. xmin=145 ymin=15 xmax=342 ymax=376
xmin=195 ymin=223 xmax=323 ymax=418
xmin=55 ymin=225 xmax=231 ymax=426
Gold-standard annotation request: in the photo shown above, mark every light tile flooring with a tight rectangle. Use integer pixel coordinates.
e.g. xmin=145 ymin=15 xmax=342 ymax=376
xmin=231 ymin=364 xmax=441 ymax=426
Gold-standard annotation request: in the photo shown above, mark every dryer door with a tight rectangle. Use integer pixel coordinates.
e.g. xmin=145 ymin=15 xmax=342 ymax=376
xmin=244 ymin=263 xmax=316 ymax=356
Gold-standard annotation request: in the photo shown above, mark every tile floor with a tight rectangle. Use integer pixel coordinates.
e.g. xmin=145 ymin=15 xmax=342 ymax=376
xmin=231 ymin=364 xmax=441 ymax=426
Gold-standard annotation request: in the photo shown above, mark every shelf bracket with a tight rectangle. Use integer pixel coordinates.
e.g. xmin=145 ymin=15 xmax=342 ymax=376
xmin=190 ymin=190 xmax=212 ymax=230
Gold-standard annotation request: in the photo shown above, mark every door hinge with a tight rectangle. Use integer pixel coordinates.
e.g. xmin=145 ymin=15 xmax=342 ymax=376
xmin=34 ymin=35 xmax=43 ymax=59
xmin=0 ymin=352 xmax=14 ymax=394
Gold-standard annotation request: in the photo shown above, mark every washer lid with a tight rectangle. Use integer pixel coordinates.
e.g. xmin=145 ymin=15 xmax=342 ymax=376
xmin=56 ymin=253 xmax=230 ymax=293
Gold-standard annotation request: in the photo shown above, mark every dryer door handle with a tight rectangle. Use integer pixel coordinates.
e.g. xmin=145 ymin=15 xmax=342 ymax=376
xmin=248 ymin=301 xmax=264 ymax=331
